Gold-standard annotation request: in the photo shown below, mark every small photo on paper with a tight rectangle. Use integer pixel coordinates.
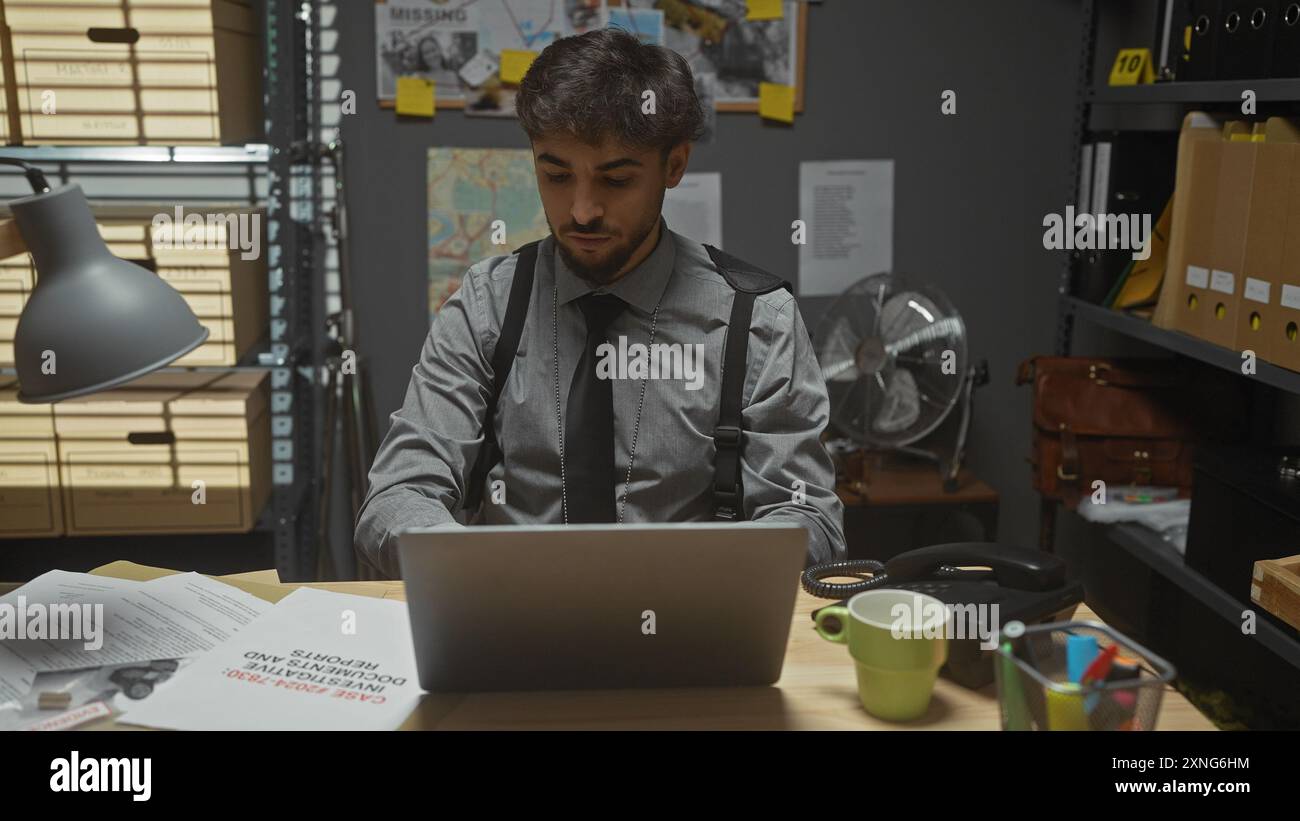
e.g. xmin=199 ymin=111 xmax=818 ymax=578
xmin=566 ymin=0 xmax=606 ymax=33
xmin=378 ymin=29 xmax=479 ymax=101
xmin=0 ymin=658 xmax=191 ymax=731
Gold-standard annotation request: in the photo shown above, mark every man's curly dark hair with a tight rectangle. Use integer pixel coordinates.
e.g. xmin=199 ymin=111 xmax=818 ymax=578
xmin=516 ymin=28 xmax=705 ymax=154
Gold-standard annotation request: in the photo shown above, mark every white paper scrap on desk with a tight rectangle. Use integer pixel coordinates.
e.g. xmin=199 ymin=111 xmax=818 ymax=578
xmin=798 ymin=160 xmax=893 ymax=296
xmin=663 ymin=172 xmax=722 ymax=248
xmin=0 ymin=570 xmax=270 ymax=674
xmin=118 ymin=586 xmax=424 ymax=731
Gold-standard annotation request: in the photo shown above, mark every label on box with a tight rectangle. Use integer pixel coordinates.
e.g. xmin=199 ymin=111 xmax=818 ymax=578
xmin=1243 ymin=278 xmax=1271 ymax=304
xmin=1282 ymin=284 xmax=1300 ymax=311
xmin=1185 ymin=265 xmax=1209 ymax=288
xmin=1210 ymin=270 xmax=1235 ymax=294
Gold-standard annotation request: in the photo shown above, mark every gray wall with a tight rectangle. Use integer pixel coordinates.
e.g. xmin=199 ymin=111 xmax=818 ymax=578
xmin=336 ymin=0 xmax=1083 ymax=552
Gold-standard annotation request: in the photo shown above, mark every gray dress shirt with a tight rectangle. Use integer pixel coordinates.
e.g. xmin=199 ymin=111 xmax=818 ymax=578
xmin=355 ymin=225 xmax=846 ymax=577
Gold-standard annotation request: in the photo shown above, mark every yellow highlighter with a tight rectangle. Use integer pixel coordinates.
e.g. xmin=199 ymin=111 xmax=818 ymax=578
xmin=1046 ymin=684 xmax=1089 ymax=731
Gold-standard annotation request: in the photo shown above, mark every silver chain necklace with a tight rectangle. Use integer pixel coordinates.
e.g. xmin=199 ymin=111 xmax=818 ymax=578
xmin=553 ymin=284 xmax=660 ymax=524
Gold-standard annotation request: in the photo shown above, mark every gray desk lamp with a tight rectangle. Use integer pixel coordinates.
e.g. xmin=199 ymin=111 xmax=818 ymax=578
xmin=1 ymin=159 xmax=209 ymax=403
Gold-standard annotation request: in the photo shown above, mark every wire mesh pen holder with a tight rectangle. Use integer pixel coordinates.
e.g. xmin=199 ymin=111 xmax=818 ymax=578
xmin=993 ymin=620 xmax=1176 ymax=731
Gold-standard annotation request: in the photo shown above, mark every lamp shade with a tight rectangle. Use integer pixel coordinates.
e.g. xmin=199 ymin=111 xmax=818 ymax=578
xmin=12 ymin=184 xmax=209 ymax=403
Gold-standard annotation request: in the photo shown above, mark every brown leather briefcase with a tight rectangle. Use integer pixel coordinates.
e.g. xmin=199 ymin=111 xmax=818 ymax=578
xmin=1016 ymin=356 xmax=1248 ymax=504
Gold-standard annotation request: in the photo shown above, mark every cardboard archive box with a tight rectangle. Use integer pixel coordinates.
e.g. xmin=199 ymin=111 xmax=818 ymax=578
xmin=0 ymin=376 xmax=62 ymax=537
xmin=1155 ymin=113 xmax=1242 ymax=337
xmin=1234 ymin=118 xmax=1300 ymax=362
xmin=1275 ymin=149 xmax=1300 ymax=371
xmin=52 ymin=370 xmax=270 ymax=535
xmin=1199 ymin=125 xmax=1259 ymax=349
xmin=0 ymin=0 xmax=261 ymax=145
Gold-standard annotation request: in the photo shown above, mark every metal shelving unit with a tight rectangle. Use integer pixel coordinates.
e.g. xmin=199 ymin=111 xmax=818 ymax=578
xmin=1063 ymin=297 xmax=1300 ymax=394
xmin=1056 ymin=0 xmax=1300 ymax=392
xmin=0 ymin=145 xmax=271 ymax=163
xmin=1090 ymin=76 xmax=1300 ymax=104
xmin=0 ymin=0 xmax=325 ymax=583
xmin=1056 ymin=1 xmax=1300 ymax=724
xmin=1098 ymin=516 xmax=1300 ymax=670
xmin=264 ymin=0 xmax=325 ymax=582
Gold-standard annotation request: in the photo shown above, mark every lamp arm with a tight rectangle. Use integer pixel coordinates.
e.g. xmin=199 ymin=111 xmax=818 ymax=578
xmin=0 ymin=156 xmax=51 ymax=193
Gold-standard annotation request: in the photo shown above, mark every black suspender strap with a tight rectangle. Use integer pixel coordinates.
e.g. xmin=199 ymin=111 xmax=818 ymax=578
xmin=490 ymin=241 xmax=539 ymax=393
xmin=703 ymin=244 xmax=790 ymax=523
xmin=464 ymin=240 xmax=539 ymax=513
xmin=712 ymin=289 xmax=756 ymax=521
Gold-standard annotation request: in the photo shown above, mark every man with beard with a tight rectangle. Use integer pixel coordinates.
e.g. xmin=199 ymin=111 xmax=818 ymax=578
xmin=355 ymin=28 xmax=844 ymax=578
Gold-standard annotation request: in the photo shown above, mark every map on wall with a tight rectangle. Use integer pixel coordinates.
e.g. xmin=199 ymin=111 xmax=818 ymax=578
xmin=427 ymin=147 xmax=551 ymax=316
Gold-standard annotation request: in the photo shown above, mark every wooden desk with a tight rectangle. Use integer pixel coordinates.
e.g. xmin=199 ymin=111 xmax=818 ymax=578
xmin=5 ymin=568 xmax=1217 ymax=731
xmin=238 ymin=571 xmax=1216 ymax=731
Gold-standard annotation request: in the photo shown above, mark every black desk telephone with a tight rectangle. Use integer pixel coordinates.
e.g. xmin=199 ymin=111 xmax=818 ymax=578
xmin=804 ymin=543 xmax=1084 ymax=689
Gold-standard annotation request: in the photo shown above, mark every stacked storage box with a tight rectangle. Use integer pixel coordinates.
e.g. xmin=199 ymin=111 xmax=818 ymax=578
xmin=0 ymin=376 xmax=62 ymax=537
xmin=0 ymin=0 xmax=262 ymax=145
xmin=0 ymin=244 xmax=31 ymax=366
xmin=52 ymin=370 xmax=270 ymax=535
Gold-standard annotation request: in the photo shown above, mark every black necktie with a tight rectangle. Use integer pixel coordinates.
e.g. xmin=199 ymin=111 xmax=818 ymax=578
xmin=565 ymin=293 xmax=626 ymax=522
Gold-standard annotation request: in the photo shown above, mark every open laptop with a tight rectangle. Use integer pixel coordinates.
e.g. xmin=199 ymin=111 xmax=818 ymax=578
xmin=397 ymin=523 xmax=807 ymax=692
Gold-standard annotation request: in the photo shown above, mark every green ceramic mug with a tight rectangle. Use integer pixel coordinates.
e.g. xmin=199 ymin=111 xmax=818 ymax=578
xmin=815 ymin=589 xmax=951 ymax=721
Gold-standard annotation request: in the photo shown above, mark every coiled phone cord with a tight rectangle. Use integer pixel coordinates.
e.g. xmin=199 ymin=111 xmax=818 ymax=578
xmin=800 ymin=559 xmax=970 ymax=599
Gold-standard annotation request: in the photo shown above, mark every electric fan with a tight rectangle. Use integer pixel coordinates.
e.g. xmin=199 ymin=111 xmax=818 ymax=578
xmin=815 ymin=273 xmax=987 ymax=490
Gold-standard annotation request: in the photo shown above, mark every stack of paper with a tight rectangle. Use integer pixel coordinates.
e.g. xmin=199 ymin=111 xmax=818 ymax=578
xmin=1 ymin=570 xmax=425 ymax=731
xmin=118 ymin=587 xmax=423 ymax=731
xmin=0 ymin=571 xmax=272 ymax=729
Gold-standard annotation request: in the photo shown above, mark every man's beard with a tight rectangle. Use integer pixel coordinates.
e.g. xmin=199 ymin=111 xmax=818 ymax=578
xmin=552 ymin=213 xmax=660 ymax=286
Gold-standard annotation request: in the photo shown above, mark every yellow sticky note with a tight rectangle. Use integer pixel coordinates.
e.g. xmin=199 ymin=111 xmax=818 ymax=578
xmin=746 ymin=0 xmax=784 ymax=21
xmin=395 ymin=76 xmax=435 ymax=117
xmin=500 ymin=49 xmax=538 ymax=84
xmin=758 ymin=82 xmax=795 ymax=123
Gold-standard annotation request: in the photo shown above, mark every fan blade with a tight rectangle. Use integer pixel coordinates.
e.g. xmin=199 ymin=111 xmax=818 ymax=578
xmin=871 ymin=368 xmax=921 ymax=435
xmin=869 ymin=281 xmax=888 ymax=340
xmin=894 ymin=353 xmax=930 ymax=367
xmin=821 ymin=357 xmax=858 ymax=382
xmin=884 ymin=316 xmax=965 ymax=357
xmin=916 ymin=389 xmax=946 ymax=408
xmin=817 ymin=318 xmax=862 ymax=377
xmin=829 ymin=375 xmax=870 ymax=443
